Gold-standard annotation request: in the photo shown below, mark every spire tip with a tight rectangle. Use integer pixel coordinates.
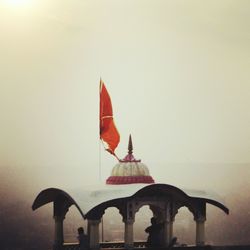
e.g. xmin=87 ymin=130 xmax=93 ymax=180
xmin=128 ymin=134 xmax=133 ymax=154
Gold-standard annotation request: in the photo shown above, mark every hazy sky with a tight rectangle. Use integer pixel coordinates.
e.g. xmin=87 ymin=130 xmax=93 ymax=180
xmin=0 ymin=0 xmax=250 ymax=192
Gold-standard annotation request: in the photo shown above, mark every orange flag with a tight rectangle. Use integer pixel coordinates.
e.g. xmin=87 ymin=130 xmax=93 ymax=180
xmin=100 ymin=79 xmax=120 ymax=156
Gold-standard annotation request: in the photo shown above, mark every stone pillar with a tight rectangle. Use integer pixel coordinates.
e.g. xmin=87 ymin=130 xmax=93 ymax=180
xmin=88 ymin=219 xmax=101 ymax=250
xmin=123 ymin=201 xmax=135 ymax=249
xmin=53 ymin=198 xmax=70 ymax=250
xmin=162 ymin=202 xmax=174 ymax=247
xmin=194 ymin=202 xmax=206 ymax=246
xmin=195 ymin=217 xmax=206 ymax=246
xmin=124 ymin=219 xmax=134 ymax=249
xmin=163 ymin=219 xmax=173 ymax=246
xmin=163 ymin=220 xmax=171 ymax=247
xmin=169 ymin=219 xmax=174 ymax=242
xmin=53 ymin=215 xmax=64 ymax=250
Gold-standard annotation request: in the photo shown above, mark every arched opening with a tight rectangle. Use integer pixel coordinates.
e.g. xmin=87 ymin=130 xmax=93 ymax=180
xmin=173 ymin=206 xmax=195 ymax=246
xmin=134 ymin=205 xmax=153 ymax=243
xmin=64 ymin=205 xmax=87 ymax=243
xmin=101 ymin=207 xmax=123 ymax=242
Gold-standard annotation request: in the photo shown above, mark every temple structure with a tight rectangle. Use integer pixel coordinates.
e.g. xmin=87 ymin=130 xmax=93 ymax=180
xmin=32 ymin=136 xmax=229 ymax=250
xmin=106 ymin=135 xmax=154 ymax=185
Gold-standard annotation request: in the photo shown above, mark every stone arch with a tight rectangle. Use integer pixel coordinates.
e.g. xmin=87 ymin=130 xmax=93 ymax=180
xmin=134 ymin=205 xmax=153 ymax=242
xmin=102 ymin=206 xmax=124 ymax=242
xmin=32 ymin=184 xmax=229 ymax=249
xmin=32 ymin=188 xmax=84 ymax=218
xmin=32 ymin=188 xmax=85 ymax=250
xmin=64 ymin=205 xmax=87 ymax=243
xmin=174 ymin=206 xmax=195 ymax=245
xmin=132 ymin=198 xmax=176 ymax=247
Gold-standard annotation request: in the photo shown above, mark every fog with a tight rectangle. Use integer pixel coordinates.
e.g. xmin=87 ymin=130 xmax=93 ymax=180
xmin=0 ymin=0 xmax=250 ymax=249
xmin=1 ymin=164 xmax=250 ymax=249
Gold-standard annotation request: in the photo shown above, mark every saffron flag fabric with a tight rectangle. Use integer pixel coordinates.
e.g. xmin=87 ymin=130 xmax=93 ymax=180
xmin=100 ymin=80 xmax=120 ymax=155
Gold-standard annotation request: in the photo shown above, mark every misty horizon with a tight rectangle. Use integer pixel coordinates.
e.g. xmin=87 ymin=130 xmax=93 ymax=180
xmin=1 ymin=163 xmax=250 ymax=250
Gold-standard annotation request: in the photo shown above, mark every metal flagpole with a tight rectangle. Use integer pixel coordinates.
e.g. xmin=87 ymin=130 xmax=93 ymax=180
xmin=99 ymin=140 xmax=104 ymax=243
xmin=99 ymin=139 xmax=102 ymax=182
xmin=99 ymin=79 xmax=104 ymax=242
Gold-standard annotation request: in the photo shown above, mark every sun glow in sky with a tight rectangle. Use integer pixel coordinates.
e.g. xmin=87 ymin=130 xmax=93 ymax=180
xmin=2 ymin=0 xmax=35 ymax=9
xmin=4 ymin=0 xmax=30 ymax=5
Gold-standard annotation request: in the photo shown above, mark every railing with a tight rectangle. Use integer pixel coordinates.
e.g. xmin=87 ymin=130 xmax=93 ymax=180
xmin=62 ymin=243 xmax=80 ymax=250
xmin=101 ymin=241 xmax=147 ymax=248
xmin=62 ymin=243 xmax=250 ymax=250
xmin=62 ymin=241 xmax=147 ymax=250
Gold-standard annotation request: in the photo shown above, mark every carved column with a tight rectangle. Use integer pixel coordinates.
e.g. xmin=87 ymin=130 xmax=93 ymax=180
xmin=123 ymin=201 xmax=135 ymax=249
xmin=53 ymin=199 xmax=69 ymax=250
xmin=169 ymin=218 xmax=174 ymax=242
xmin=194 ymin=202 xmax=206 ymax=246
xmin=88 ymin=219 xmax=101 ymax=249
xmin=53 ymin=215 xmax=65 ymax=250
xmin=195 ymin=217 xmax=206 ymax=246
xmin=124 ymin=219 xmax=134 ymax=249
xmin=163 ymin=202 xmax=172 ymax=247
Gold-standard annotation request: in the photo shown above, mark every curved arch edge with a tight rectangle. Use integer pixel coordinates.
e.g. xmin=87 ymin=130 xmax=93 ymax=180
xmin=84 ymin=183 xmax=229 ymax=218
xmin=32 ymin=188 xmax=85 ymax=218
xmin=202 ymin=198 xmax=229 ymax=215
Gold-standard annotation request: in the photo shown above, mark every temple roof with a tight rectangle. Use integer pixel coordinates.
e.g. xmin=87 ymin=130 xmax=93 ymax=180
xmin=32 ymin=183 xmax=229 ymax=219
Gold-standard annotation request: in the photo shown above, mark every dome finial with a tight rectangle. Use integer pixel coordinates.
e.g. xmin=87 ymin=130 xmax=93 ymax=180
xmin=128 ymin=134 xmax=133 ymax=154
xmin=119 ymin=134 xmax=140 ymax=163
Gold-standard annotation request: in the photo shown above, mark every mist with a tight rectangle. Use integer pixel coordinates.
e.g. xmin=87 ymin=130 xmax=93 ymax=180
xmin=1 ymin=164 xmax=250 ymax=249
xmin=0 ymin=0 xmax=250 ymax=249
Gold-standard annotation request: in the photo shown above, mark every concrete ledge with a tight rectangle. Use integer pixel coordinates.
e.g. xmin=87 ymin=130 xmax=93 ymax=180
xmin=62 ymin=243 xmax=250 ymax=250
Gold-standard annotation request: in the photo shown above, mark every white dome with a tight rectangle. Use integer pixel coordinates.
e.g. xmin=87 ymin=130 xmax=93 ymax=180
xmin=106 ymin=135 xmax=155 ymax=184
xmin=111 ymin=162 xmax=150 ymax=177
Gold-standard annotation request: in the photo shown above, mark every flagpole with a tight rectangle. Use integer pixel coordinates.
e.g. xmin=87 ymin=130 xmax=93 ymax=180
xmin=99 ymin=139 xmax=104 ymax=243
xmin=99 ymin=78 xmax=104 ymax=243
xmin=99 ymin=139 xmax=102 ymax=182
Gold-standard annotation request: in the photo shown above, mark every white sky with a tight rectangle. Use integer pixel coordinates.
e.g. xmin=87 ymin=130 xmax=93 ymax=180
xmin=0 ymin=0 xmax=249 ymax=192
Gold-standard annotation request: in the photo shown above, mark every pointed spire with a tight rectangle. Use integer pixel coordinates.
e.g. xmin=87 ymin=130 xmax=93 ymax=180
xmin=128 ymin=134 xmax=133 ymax=155
xmin=119 ymin=134 xmax=140 ymax=162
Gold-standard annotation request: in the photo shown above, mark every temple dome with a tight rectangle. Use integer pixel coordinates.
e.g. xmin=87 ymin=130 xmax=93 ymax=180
xmin=106 ymin=135 xmax=155 ymax=185
xmin=111 ymin=162 xmax=150 ymax=176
